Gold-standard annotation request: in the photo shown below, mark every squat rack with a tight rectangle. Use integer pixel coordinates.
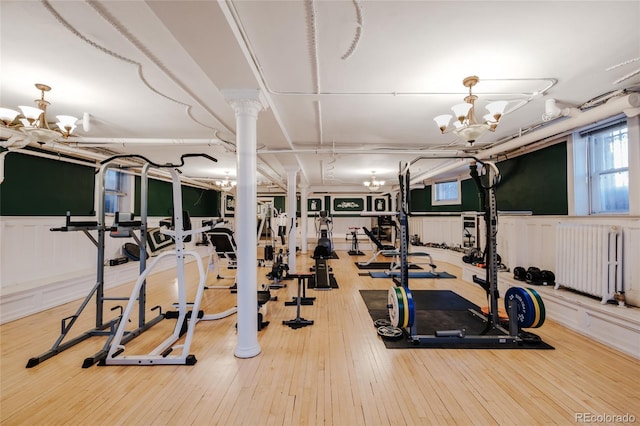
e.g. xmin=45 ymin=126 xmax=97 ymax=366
xmin=389 ymin=156 xmax=522 ymax=346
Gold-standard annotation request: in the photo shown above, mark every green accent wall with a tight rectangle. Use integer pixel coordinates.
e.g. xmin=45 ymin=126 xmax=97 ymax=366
xmin=410 ymin=142 xmax=568 ymax=215
xmin=0 ymin=152 xmax=220 ymax=217
xmin=410 ymin=179 xmax=480 ymax=213
xmin=0 ymin=151 xmax=95 ymax=216
xmin=496 ymin=142 xmax=568 ymax=215
xmin=134 ymin=177 xmax=219 ymax=217
xmin=274 ymin=196 xmax=286 ymax=213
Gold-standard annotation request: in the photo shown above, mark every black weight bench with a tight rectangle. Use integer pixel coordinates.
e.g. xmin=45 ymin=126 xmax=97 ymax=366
xmin=359 ymin=226 xmax=437 ymax=274
xmin=204 ymin=228 xmax=238 ymax=290
xmin=358 ymin=226 xmax=398 ymax=266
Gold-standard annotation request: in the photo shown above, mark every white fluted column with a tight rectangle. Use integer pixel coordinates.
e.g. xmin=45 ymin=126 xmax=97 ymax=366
xmin=300 ymin=184 xmax=309 ymax=254
xmin=222 ymin=89 xmax=267 ymax=359
xmin=286 ymin=167 xmax=298 ymax=273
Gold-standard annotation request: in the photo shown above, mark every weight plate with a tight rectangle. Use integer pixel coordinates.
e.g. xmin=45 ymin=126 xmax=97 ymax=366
xmin=388 ymin=287 xmax=405 ymax=328
xmin=505 ymin=287 xmax=536 ymax=328
xmin=374 ymin=318 xmax=391 ymax=328
xmin=388 ymin=286 xmax=414 ymax=328
xmin=522 ymin=288 xmax=541 ymax=328
xmin=397 ymin=287 xmax=409 ymax=328
xmin=404 ymin=287 xmax=415 ymax=328
xmin=377 ymin=325 xmax=403 ymax=340
xmin=524 ymin=287 xmax=546 ymax=328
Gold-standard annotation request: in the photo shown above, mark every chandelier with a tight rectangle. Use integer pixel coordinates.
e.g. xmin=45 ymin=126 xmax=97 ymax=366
xmin=0 ymin=83 xmax=78 ymax=143
xmin=363 ymin=172 xmax=384 ymax=192
xmin=433 ymin=76 xmax=508 ymax=145
xmin=216 ymin=172 xmax=237 ymax=192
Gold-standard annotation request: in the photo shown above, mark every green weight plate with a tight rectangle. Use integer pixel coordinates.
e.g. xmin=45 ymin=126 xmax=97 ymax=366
xmin=397 ymin=287 xmax=409 ymax=328
xmin=525 ymin=287 xmax=546 ymax=328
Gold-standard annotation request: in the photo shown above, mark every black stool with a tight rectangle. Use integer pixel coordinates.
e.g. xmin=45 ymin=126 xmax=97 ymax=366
xmin=283 ymin=274 xmax=314 ymax=329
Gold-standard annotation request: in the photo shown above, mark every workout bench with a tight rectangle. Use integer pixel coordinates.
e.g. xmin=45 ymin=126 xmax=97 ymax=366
xmin=359 ymin=226 xmax=437 ymax=274
xmin=204 ymin=228 xmax=238 ymax=290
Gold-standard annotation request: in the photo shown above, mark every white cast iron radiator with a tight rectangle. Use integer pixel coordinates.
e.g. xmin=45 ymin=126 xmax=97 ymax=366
xmin=555 ymin=223 xmax=623 ymax=304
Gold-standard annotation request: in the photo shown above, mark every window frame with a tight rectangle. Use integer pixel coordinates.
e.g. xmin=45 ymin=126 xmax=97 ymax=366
xmin=97 ymin=169 xmax=134 ymax=216
xmin=431 ymin=178 xmax=462 ymax=206
xmin=571 ymin=115 xmax=629 ymax=216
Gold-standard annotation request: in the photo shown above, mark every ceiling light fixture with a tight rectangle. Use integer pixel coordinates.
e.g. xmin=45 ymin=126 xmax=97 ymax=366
xmin=433 ymin=76 xmax=508 ymax=145
xmin=0 ymin=83 xmax=78 ymax=143
xmin=363 ymin=171 xmax=384 ymax=192
xmin=216 ymin=172 xmax=236 ymax=192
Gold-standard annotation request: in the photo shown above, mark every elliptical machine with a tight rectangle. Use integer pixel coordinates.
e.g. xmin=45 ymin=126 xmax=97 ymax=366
xmin=311 ymin=211 xmax=334 ymax=289
xmin=315 ymin=210 xmax=333 ymax=255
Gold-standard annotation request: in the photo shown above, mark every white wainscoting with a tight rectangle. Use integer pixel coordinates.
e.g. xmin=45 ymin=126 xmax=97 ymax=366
xmin=411 ymin=215 xmax=640 ymax=307
xmin=0 ymin=216 xmax=207 ymax=324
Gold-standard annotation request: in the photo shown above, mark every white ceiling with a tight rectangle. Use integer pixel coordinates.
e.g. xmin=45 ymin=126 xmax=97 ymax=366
xmin=1 ymin=0 xmax=639 ymax=192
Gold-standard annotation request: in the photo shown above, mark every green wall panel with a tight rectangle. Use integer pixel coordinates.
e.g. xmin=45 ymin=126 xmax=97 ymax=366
xmin=134 ymin=176 xmax=219 ymax=217
xmin=411 ymin=142 xmax=568 ymax=215
xmin=0 ymin=152 xmax=94 ymax=216
xmin=496 ymin=142 xmax=568 ymax=215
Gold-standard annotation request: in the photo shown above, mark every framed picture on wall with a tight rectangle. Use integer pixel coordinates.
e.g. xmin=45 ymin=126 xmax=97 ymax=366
xmin=308 ymin=198 xmax=323 ymax=212
xmin=373 ymin=197 xmax=386 ymax=212
xmin=224 ymin=194 xmax=235 ymax=214
xmin=332 ymin=197 xmax=365 ymax=213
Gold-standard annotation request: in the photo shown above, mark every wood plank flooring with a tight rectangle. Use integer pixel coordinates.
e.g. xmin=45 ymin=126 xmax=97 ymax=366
xmin=1 ymin=250 xmax=639 ymax=425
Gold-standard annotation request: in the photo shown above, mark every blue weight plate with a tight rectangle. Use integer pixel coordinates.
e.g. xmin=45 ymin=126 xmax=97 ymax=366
xmin=505 ymin=287 xmax=536 ymax=328
xmin=404 ymin=287 xmax=415 ymax=328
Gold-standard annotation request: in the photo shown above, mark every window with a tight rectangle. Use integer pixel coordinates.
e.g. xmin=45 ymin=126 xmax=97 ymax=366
xmin=588 ymin=124 xmax=628 ymax=213
xmin=572 ymin=117 xmax=629 ymax=215
xmin=432 ymin=179 xmax=461 ymax=206
xmin=103 ymin=169 xmax=131 ymax=214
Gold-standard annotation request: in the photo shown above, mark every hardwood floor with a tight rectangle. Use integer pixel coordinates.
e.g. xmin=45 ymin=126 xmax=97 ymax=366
xmin=1 ymin=250 xmax=639 ymax=425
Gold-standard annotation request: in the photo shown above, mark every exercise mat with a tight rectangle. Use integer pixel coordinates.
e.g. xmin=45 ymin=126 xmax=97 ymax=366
xmin=308 ymin=275 xmax=339 ymax=289
xmin=368 ymin=271 xmax=456 ymax=279
xmin=355 ymin=262 xmax=422 ymax=270
xmin=313 ymin=252 xmax=339 ymax=260
xmin=360 ymin=289 xmax=554 ymax=350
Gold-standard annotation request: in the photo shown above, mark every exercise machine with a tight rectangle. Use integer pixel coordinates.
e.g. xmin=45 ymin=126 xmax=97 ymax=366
xmin=266 ymin=248 xmax=289 ymax=289
xmin=347 ymin=227 xmax=364 ymax=256
xmin=27 ymin=158 xmax=164 ymax=368
xmin=310 ymin=244 xmax=333 ymax=290
xmin=103 ymin=154 xmax=236 ymax=366
xmin=314 ymin=210 xmax=334 ymax=255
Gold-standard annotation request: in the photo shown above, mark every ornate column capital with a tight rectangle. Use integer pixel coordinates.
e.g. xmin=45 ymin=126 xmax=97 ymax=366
xmin=221 ymin=89 xmax=268 ymax=116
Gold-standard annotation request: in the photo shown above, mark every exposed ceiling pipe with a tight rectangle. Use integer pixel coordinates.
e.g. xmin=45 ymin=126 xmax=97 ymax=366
xmin=64 ymin=138 xmax=224 ymax=145
xmin=18 ymin=142 xmax=216 ymax=190
xmin=258 ymin=148 xmax=468 ymax=156
xmin=416 ymin=93 xmax=640 ymax=182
